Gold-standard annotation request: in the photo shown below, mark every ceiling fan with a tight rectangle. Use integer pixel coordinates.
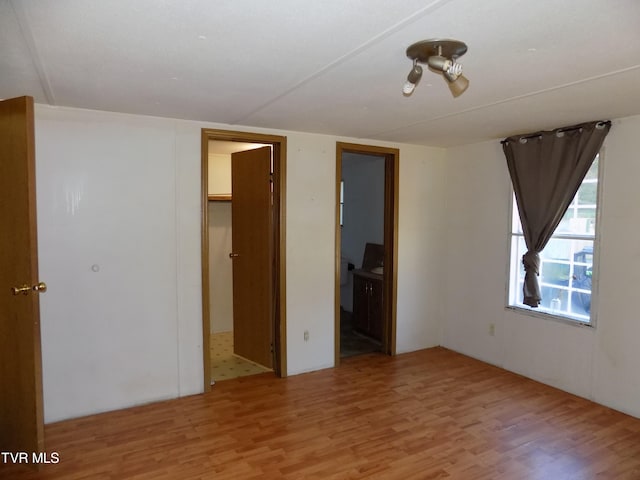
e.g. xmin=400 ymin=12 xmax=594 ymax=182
xmin=403 ymin=38 xmax=469 ymax=98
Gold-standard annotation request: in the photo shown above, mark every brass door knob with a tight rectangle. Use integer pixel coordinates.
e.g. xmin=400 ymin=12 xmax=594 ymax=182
xmin=10 ymin=282 xmax=47 ymax=296
xmin=229 ymin=253 xmax=239 ymax=258
xmin=11 ymin=284 xmax=31 ymax=296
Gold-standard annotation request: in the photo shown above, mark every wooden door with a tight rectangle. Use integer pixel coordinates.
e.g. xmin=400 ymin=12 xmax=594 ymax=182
xmin=231 ymin=147 xmax=273 ymax=368
xmin=0 ymin=96 xmax=45 ymax=453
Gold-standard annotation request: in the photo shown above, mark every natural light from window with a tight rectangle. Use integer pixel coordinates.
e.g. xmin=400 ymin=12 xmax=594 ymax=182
xmin=508 ymin=155 xmax=600 ymax=324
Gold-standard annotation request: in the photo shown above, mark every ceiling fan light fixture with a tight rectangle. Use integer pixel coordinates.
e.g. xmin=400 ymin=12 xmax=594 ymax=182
xmin=444 ymin=72 xmax=470 ymax=98
xmin=402 ymin=80 xmax=417 ymax=96
xmin=402 ymin=62 xmax=423 ymax=96
xmin=404 ymin=38 xmax=469 ymax=98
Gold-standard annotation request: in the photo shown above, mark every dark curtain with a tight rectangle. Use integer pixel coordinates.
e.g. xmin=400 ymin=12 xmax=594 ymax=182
xmin=502 ymin=120 xmax=611 ymax=307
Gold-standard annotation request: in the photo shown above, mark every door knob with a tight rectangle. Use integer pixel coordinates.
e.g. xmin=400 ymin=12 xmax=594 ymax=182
xmin=11 ymin=284 xmax=31 ymax=296
xmin=229 ymin=253 xmax=239 ymax=258
xmin=10 ymin=282 xmax=47 ymax=296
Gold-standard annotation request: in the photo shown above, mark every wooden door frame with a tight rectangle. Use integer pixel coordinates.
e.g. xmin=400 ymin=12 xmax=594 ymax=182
xmin=335 ymin=142 xmax=399 ymax=366
xmin=201 ymin=129 xmax=287 ymax=391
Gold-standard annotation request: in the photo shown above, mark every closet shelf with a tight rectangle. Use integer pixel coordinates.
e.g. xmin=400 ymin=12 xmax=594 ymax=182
xmin=208 ymin=194 xmax=232 ymax=202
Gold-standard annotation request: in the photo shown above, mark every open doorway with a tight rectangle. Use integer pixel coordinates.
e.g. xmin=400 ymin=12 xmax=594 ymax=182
xmin=201 ymin=129 xmax=287 ymax=391
xmin=335 ymin=143 xmax=398 ymax=365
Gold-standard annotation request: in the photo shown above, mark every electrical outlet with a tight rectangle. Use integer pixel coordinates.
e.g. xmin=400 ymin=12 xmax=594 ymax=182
xmin=304 ymin=330 xmax=309 ymax=342
xmin=489 ymin=323 xmax=495 ymax=336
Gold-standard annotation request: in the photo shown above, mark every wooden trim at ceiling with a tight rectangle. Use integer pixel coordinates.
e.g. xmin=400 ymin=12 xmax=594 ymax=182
xmin=202 ymin=129 xmax=286 ymax=145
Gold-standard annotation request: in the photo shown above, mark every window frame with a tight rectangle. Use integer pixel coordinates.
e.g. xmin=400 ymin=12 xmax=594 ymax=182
xmin=505 ymin=151 xmax=605 ymax=328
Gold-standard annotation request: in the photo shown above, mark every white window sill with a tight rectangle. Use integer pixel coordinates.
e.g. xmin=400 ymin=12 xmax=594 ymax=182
xmin=505 ymin=305 xmax=595 ymax=328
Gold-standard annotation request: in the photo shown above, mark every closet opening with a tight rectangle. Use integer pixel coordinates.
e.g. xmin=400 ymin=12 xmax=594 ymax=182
xmin=201 ymin=129 xmax=287 ymax=390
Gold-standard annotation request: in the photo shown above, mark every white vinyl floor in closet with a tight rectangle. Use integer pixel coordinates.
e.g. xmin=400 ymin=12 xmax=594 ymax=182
xmin=210 ymin=331 xmax=272 ymax=383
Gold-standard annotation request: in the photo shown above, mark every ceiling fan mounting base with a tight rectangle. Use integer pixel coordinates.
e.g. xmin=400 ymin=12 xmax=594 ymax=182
xmin=406 ymin=39 xmax=468 ymax=62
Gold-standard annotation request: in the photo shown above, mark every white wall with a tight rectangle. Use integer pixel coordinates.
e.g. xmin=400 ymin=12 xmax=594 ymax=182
xmin=340 ymin=152 xmax=385 ymax=312
xmin=208 ymin=153 xmax=231 ymax=195
xmin=207 ymin=152 xmax=234 ymax=333
xmin=208 ymin=202 xmax=233 ymax=333
xmin=396 ymin=144 xmax=447 ymax=354
xmin=35 ymin=107 xmax=204 ymax=423
xmin=590 ymin=115 xmax=640 ymax=417
xmin=39 ymin=103 xmax=640 ymax=423
xmin=34 ymin=105 xmax=445 ymax=422
xmin=441 ymin=114 xmax=640 ymax=418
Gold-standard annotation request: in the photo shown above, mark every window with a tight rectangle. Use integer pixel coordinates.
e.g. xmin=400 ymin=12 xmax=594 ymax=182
xmin=507 ymin=154 xmax=601 ymax=324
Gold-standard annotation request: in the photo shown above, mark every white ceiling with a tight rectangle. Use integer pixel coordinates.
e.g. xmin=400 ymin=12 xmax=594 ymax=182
xmin=2 ymin=0 xmax=639 ymax=147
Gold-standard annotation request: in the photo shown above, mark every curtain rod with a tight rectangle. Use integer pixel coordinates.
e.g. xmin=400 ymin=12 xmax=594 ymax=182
xmin=500 ymin=120 xmax=611 ymax=145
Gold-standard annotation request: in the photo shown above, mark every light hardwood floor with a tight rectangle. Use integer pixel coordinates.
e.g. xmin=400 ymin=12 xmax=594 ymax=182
xmin=4 ymin=347 xmax=640 ymax=479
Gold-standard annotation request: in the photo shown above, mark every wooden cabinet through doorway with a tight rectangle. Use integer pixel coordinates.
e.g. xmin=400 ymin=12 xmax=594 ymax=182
xmin=352 ymin=270 xmax=383 ymax=341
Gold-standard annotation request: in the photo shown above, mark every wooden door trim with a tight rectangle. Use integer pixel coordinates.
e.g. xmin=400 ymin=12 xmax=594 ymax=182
xmin=335 ymin=142 xmax=399 ymax=366
xmin=201 ymin=129 xmax=287 ymax=391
